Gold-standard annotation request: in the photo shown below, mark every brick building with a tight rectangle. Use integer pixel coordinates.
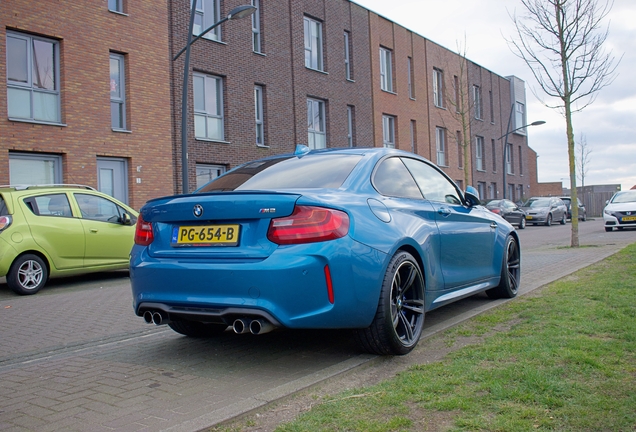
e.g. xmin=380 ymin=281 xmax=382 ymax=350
xmin=1 ymin=0 xmax=174 ymax=210
xmin=2 ymin=0 xmax=542 ymax=207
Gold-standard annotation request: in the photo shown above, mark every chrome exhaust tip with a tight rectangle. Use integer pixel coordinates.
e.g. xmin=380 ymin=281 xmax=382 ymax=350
xmin=143 ymin=311 xmax=153 ymax=324
xmin=152 ymin=312 xmax=166 ymax=326
xmin=249 ymin=319 xmax=275 ymax=335
xmin=233 ymin=318 xmax=251 ymax=334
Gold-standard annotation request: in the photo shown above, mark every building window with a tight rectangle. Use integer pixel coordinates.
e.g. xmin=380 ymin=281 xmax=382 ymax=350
xmin=110 ymin=53 xmax=126 ymax=130
xmin=307 ymin=98 xmax=326 ymax=149
xmin=194 ymin=0 xmax=221 ymax=41
xmin=344 ymin=31 xmax=352 ymax=80
xmin=477 ymin=182 xmax=486 ymax=200
xmin=252 ymin=0 xmax=261 ymax=53
xmin=108 ymin=0 xmax=124 ymax=13
xmin=518 ymin=145 xmax=523 ymax=175
xmin=407 ymin=57 xmax=414 ymax=99
xmin=347 ymin=105 xmax=355 ymax=147
xmin=507 ymin=184 xmax=515 ymax=201
xmin=6 ymin=32 xmax=60 ymax=123
xmin=304 ymin=17 xmax=323 ymax=71
xmin=382 ymin=115 xmax=395 ymax=148
xmin=489 ymin=90 xmax=494 ymax=123
xmin=473 ymin=85 xmax=482 ymax=119
xmin=476 ymin=136 xmax=484 ymax=171
xmin=410 ymin=120 xmax=417 ymax=153
xmin=9 ymin=152 xmax=62 ymax=185
xmin=453 ymin=75 xmax=459 ymax=112
xmin=255 ymin=85 xmax=265 ymax=146
xmin=515 ymin=102 xmax=526 ymax=132
xmin=455 ymin=179 xmax=463 ymax=191
xmin=193 ymin=73 xmax=224 ymax=141
xmin=492 ymin=139 xmax=497 ymax=172
xmin=196 ymin=164 xmax=226 ymax=189
xmin=379 ymin=47 xmax=393 ymax=92
xmin=433 ymin=68 xmax=444 ymax=107
xmin=436 ymin=127 xmax=446 ymax=166
xmin=506 ymin=143 xmax=513 ymax=174
xmin=489 ymin=182 xmax=497 ymax=199
xmin=457 ymin=131 xmax=463 ymax=168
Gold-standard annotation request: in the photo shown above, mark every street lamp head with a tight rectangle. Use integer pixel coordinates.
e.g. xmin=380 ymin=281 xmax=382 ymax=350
xmin=228 ymin=5 xmax=257 ymax=20
xmin=530 ymin=120 xmax=546 ymax=126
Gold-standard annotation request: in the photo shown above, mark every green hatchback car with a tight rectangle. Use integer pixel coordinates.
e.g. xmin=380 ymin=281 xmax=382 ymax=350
xmin=0 ymin=185 xmax=138 ymax=295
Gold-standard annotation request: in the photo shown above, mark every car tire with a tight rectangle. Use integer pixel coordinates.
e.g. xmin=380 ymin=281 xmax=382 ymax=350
xmin=545 ymin=214 xmax=552 ymax=226
xmin=7 ymin=254 xmax=48 ymax=295
xmin=486 ymin=235 xmax=520 ymax=299
xmin=560 ymin=213 xmax=566 ymax=225
xmin=605 ymin=226 xmax=613 ymax=232
xmin=355 ymin=251 xmax=425 ymax=355
xmin=518 ymin=217 xmax=526 ymax=229
xmin=581 ymin=212 xmax=587 ymax=222
xmin=168 ymin=321 xmax=228 ymax=337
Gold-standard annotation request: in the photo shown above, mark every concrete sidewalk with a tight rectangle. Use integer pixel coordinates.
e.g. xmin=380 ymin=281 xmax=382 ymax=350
xmin=0 ymin=221 xmax=634 ymax=431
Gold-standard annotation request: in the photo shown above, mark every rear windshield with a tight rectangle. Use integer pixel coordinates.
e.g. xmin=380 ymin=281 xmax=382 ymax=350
xmin=0 ymin=196 xmax=8 ymax=216
xmin=198 ymin=154 xmax=363 ymax=192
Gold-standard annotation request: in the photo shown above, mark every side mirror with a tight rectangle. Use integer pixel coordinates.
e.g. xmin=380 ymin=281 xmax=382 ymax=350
xmin=464 ymin=191 xmax=481 ymax=207
xmin=121 ymin=212 xmax=132 ymax=225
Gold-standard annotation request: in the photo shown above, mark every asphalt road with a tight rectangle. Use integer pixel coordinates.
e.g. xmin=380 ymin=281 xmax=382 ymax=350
xmin=0 ymin=219 xmax=634 ymax=431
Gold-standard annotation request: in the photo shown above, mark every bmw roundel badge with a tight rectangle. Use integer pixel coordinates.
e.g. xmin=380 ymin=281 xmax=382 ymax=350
xmin=193 ymin=204 xmax=204 ymax=218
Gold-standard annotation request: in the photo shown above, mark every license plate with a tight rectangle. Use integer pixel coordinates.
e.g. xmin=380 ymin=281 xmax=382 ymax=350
xmin=621 ymin=216 xmax=636 ymax=222
xmin=172 ymin=225 xmax=239 ymax=246
xmin=526 ymin=215 xmax=533 ymax=220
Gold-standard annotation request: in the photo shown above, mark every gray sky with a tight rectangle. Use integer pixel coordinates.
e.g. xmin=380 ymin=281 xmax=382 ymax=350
xmin=355 ymin=0 xmax=636 ymax=191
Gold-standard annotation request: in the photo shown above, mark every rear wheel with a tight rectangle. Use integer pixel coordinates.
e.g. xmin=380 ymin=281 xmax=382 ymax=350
xmin=7 ymin=254 xmax=48 ymax=295
xmin=487 ymin=236 xmax=520 ymax=299
xmin=355 ymin=251 xmax=425 ymax=355
xmin=168 ymin=321 xmax=228 ymax=337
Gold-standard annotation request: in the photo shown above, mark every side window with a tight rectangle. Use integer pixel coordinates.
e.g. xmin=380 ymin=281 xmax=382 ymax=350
xmin=401 ymin=158 xmax=462 ymax=204
xmin=75 ymin=193 xmax=125 ymax=223
xmin=24 ymin=194 xmax=72 ymax=217
xmin=373 ymin=157 xmax=422 ymax=199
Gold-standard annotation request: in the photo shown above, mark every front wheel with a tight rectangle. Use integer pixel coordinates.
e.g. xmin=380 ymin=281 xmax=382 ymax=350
xmin=7 ymin=254 xmax=48 ymax=295
xmin=487 ymin=235 xmax=520 ymax=299
xmin=518 ymin=217 xmax=526 ymax=229
xmin=560 ymin=213 xmax=567 ymax=225
xmin=545 ymin=214 xmax=552 ymax=226
xmin=355 ymin=251 xmax=425 ymax=355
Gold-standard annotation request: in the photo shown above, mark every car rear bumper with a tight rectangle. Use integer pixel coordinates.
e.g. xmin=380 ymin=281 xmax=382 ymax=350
xmin=130 ymin=239 xmax=386 ymax=329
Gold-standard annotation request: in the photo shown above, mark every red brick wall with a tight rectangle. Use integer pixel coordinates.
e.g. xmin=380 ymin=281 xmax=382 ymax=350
xmin=1 ymin=1 xmax=174 ymax=210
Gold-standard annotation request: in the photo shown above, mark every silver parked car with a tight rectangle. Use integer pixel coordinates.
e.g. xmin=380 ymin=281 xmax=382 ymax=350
xmin=521 ymin=197 xmax=567 ymax=226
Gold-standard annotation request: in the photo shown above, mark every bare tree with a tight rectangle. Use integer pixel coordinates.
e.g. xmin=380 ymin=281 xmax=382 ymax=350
xmin=576 ymin=132 xmax=592 ymax=188
xmin=508 ymin=0 xmax=620 ymax=247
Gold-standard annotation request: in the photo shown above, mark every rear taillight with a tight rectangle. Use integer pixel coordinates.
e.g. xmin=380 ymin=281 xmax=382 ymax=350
xmin=267 ymin=206 xmax=350 ymax=245
xmin=134 ymin=213 xmax=154 ymax=246
xmin=0 ymin=215 xmax=12 ymax=232
xmin=489 ymin=208 xmax=501 ymax=214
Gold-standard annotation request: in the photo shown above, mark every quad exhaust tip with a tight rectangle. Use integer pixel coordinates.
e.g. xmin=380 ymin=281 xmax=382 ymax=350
xmin=233 ymin=318 xmax=276 ymax=335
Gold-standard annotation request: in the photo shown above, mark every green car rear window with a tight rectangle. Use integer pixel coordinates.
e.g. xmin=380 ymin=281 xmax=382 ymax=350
xmin=0 ymin=196 xmax=8 ymax=216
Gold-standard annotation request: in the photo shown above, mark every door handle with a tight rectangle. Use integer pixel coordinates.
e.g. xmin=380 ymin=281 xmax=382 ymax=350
xmin=90 ymin=228 xmax=98 ymax=233
xmin=490 ymin=222 xmax=497 ymax=229
xmin=437 ymin=207 xmax=452 ymax=216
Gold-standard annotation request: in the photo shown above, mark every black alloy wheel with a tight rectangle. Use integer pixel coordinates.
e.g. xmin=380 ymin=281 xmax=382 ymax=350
xmin=355 ymin=251 xmax=425 ymax=355
xmin=487 ymin=235 xmax=520 ymax=299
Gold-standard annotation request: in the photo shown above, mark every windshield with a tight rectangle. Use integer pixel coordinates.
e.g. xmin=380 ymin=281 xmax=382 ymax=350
xmin=610 ymin=190 xmax=636 ymax=204
xmin=486 ymin=200 xmax=502 ymax=208
xmin=524 ymin=198 xmax=551 ymax=208
xmin=197 ymin=154 xmax=363 ymax=192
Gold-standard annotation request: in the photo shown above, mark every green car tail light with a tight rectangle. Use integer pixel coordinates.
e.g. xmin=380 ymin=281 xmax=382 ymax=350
xmin=0 ymin=215 xmax=12 ymax=232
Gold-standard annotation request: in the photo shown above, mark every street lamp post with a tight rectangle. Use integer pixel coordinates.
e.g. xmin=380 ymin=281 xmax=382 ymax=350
xmin=175 ymin=4 xmax=256 ymax=194
xmin=497 ymin=119 xmax=546 ymax=199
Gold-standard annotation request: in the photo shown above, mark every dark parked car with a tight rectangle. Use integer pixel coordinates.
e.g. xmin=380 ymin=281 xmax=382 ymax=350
xmin=559 ymin=196 xmax=587 ymax=221
xmin=521 ymin=197 xmax=567 ymax=226
xmin=486 ymin=199 xmax=527 ymax=229
xmin=130 ymin=147 xmax=521 ymax=355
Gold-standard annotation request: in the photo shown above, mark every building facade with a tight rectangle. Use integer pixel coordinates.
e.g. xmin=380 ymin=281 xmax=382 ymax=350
xmin=3 ymin=0 xmax=542 ymax=207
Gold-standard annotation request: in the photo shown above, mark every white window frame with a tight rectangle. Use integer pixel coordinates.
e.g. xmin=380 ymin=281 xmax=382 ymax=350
xmin=194 ymin=0 xmax=221 ymax=42
xmin=193 ymin=73 xmax=224 ymax=141
xmin=476 ymin=136 xmax=484 ymax=171
xmin=196 ymin=164 xmax=226 ymax=189
xmin=436 ymin=127 xmax=446 ymax=166
xmin=506 ymin=143 xmax=513 ymax=174
xmin=251 ymin=0 xmax=261 ymax=53
xmin=304 ymin=17 xmax=323 ymax=71
xmin=382 ymin=115 xmax=395 ymax=148
xmin=344 ymin=31 xmax=352 ymax=80
xmin=473 ymin=85 xmax=482 ymax=120
xmin=347 ymin=105 xmax=354 ymax=147
xmin=255 ymin=85 xmax=265 ymax=146
xmin=433 ymin=68 xmax=444 ymax=108
xmin=110 ymin=53 xmax=126 ymax=130
xmin=6 ymin=31 xmax=61 ymax=124
xmin=307 ymin=98 xmax=326 ymax=149
xmin=108 ymin=0 xmax=124 ymax=13
xmin=9 ymin=152 xmax=62 ymax=185
xmin=379 ymin=47 xmax=393 ymax=92
xmin=515 ymin=102 xmax=526 ymax=133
